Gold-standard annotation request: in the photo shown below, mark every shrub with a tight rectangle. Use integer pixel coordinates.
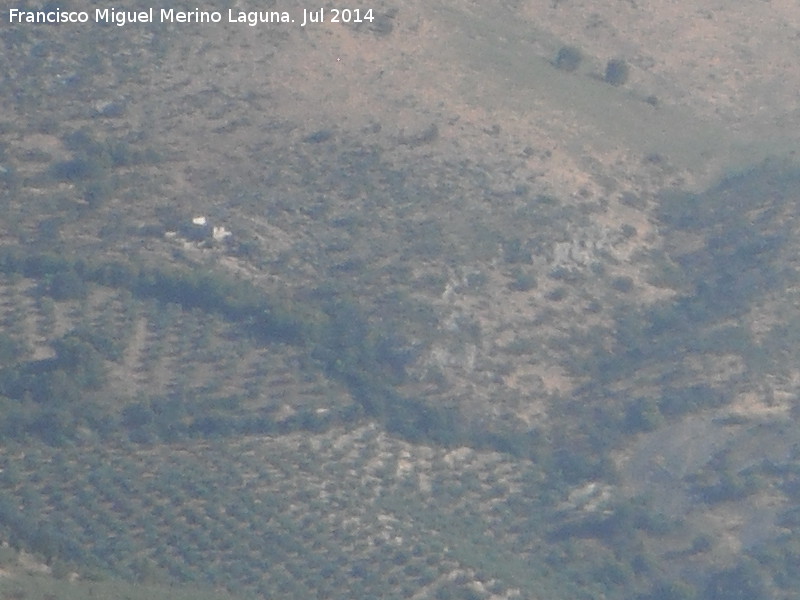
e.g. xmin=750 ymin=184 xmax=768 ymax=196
xmin=304 ymin=130 xmax=333 ymax=143
xmin=646 ymin=580 xmax=698 ymax=600
xmin=49 ymin=157 xmax=105 ymax=182
xmin=83 ymin=178 xmax=114 ymax=208
xmin=611 ymin=276 xmax=634 ymax=293
xmin=690 ymin=534 xmax=713 ymax=553
xmin=706 ymin=561 xmax=769 ymax=600
xmin=502 ymin=238 xmax=532 ymax=264
xmin=554 ymin=46 xmax=583 ymax=72
xmin=0 ymin=333 xmax=23 ymax=366
xmin=605 ymin=59 xmax=630 ymax=86
xmin=0 ymin=163 xmax=18 ymax=188
xmin=546 ymin=286 xmax=568 ymax=302
xmin=624 ymin=398 xmax=663 ymax=432
xmin=45 ymin=269 xmax=88 ymax=300
xmin=508 ymin=268 xmax=537 ymax=292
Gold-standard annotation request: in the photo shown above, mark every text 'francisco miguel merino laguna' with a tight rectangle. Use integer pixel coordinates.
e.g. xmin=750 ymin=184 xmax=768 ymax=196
xmin=8 ymin=7 xmax=376 ymax=27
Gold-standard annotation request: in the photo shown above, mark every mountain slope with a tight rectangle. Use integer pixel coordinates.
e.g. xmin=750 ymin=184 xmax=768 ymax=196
xmin=2 ymin=1 xmax=800 ymax=598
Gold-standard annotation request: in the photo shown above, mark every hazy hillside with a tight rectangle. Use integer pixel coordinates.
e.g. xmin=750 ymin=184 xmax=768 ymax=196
xmin=2 ymin=1 xmax=800 ymax=598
